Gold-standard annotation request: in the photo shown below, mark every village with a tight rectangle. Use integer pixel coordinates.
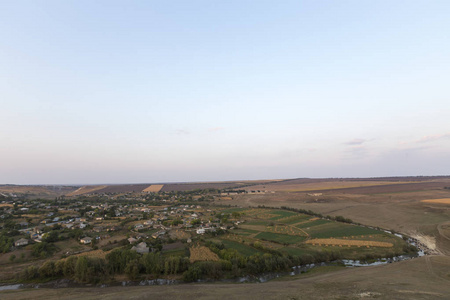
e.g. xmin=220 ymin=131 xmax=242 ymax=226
xmin=0 ymin=190 xmax=242 ymax=262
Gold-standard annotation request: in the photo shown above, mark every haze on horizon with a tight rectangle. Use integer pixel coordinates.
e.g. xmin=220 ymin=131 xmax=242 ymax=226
xmin=1 ymin=1 xmax=450 ymax=185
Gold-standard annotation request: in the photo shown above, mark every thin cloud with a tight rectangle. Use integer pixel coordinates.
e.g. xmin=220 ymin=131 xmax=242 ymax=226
xmin=416 ymin=133 xmax=450 ymax=143
xmin=345 ymin=138 xmax=366 ymax=145
xmin=209 ymin=127 xmax=225 ymax=132
xmin=175 ymin=129 xmax=190 ymax=135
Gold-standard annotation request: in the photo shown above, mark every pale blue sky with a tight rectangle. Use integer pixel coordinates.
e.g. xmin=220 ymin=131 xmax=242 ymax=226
xmin=1 ymin=1 xmax=449 ymax=184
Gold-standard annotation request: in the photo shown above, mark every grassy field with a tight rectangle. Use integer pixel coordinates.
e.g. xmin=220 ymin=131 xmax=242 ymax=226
xmin=255 ymin=232 xmax=306 ymax=244
xmin=219 ymin=239 xmax=260 ymax=256
xmin=304 ymin=222 xmax=382 ymax=238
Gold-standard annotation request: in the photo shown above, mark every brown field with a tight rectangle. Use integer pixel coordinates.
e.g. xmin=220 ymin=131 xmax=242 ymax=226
xmin=142 ymin=184 xmax=164 ymax=193
xmin=240 ymin=177 xmax=450 ymax=194
xmin=189 ymin=245 xmax=219 ymax=263
xmin=244 ymin=180 xmax=419 ymax=192
xmin=0 ymin=185 xmax=78 ymax=197
xmin=306 ymin=238 xmax=393 ymax=248
xmin=421 ymin=198 xmax=450 ymax=204
xmin=160 ymin=180 xmax=278 ymax=192
xmin=66 ymin=185 xmax=108 ymax=196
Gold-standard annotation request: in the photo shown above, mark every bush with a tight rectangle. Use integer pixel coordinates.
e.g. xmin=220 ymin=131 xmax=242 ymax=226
xmin=183 ymin=265 xmax=201 ymax=282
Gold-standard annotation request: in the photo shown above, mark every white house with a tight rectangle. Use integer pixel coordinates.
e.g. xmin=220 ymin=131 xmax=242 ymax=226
xmin=131 ymin=242 xmax=149 ymax=254
xmin=80 ymin=237 xmax=92 ymax=244
xmin=14 ymin=238 xmax=28 ymax=247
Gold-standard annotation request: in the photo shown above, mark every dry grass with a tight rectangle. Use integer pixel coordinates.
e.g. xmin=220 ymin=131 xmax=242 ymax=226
xmin=266 ymin=224 xmax=308 ymax=236
xmin=242 ymin=180 xmax=421 ymax=192
xmin=169 ymin=229 xmax=191 ymax=240
xmin=421 ymin=198 xmax=450 ymax=204
xmin=142 ymin=184 xmax=164 ymax=193
xmin=189 ymin=245 xmax=219 ymax=263
xmin=66 ymin=185 xmax=108 ymax=196
xmin=61 ymin=249 xmax=112 ymax=261
xmin=306 ymin=238 xmax=393 ymax=248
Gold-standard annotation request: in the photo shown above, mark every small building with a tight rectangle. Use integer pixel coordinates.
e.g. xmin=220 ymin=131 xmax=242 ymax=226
xmin=14 ymin=238 xmax=28 ymax=247
xmin=131 ymin=242 xmax=149 ymax=254
xmin=80 ymin=237 xmax=92 ymax=244
xmin=128 ymin=237 xmax=138 ymax=244
xmin=196 ymin=228 xmax=205 ymax=235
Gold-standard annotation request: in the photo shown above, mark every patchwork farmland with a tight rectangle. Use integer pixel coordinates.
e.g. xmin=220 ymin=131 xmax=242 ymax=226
xmin=209 ymin=207 xmax=409 ymax=261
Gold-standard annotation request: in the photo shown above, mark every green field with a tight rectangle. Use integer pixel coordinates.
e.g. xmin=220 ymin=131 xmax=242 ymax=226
xmin=279 ymin=214 xmax=311 ymax=224
xmin=255 ymin=232 xmax=306 ymax=244
xmin=220 ymin=239 xmax=261 ymax=256
xmin=233 ymin=228 xmax=259 ymax=236
xmin=267 ymin=210 xmax=299 ymax=220
xmin=280 ymin=246 xmax=317 ymax=257
xmin=245 ymin=220 xmax=271 ymax=226
xmin=305 ymin=223 xmax=382 ymax=238
xmin=295 ymin=219 xmax=331 ymax=228
xmin=220 ymin=207 xmax=248 ymax=213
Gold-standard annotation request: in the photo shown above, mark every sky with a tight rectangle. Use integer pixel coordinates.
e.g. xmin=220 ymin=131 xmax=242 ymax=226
xmin=1 ymin=1 xmax=450 ymax=185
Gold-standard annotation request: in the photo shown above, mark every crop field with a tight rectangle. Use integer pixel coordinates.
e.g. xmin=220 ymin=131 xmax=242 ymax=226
xmin=266 ymin=210 xmax=298 ymax=220
xmin=421 ymin=198 xmax=450 ymax=204
xmin=214 ymin=206 xmax=409 ymax=260
xmin=304 ymin=223 xmax=382 ymax=239
xmin=277 ymin=214 xmax=311 ymax=224
xmin=255 ymin=232 xmax=306 ymax=244
xmin=306 ymin=238 xmax=393 ymax=248
xmin=142 ymin=184 xmax=164 ymax=193
xmin=240 ymin=179 xmax=424 ymax=193
xmin=244 ymin=220 xmax=271 ymax=226
xmin=233 ymin=228 xmax=259 ymax=236
xmin=219 ymin=239 xmax=261 ymax=256
xmin=220 ymin=207 xmax=248 ymax=213
xmin=264 ymin=224 xmax=308 ymax=237
xmin=295 ymin=219 xmax=331 ymax=229
xmin=189 ymin=245 xmax=220 ymax=263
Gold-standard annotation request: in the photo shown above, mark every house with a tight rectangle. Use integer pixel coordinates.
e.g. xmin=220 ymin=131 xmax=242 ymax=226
xmin=134 ymin=224 xmax=144 ymax=230
xmin=80 ymin=237 xmax=92 ymax=244
xmin=131 ymin=242 xmax=149 ymax=254
xmin=128 ymin=237 xmax=138 ymax=244
xmin=196 ymin=228 xmax=205 ymax=235
xmin=19 ymin=221 xmax=29 ymax=227
xmin=14 ymin=238 xmax=28 ymax=247
xmin=151 ymin=230 xmax=166 ymax=239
